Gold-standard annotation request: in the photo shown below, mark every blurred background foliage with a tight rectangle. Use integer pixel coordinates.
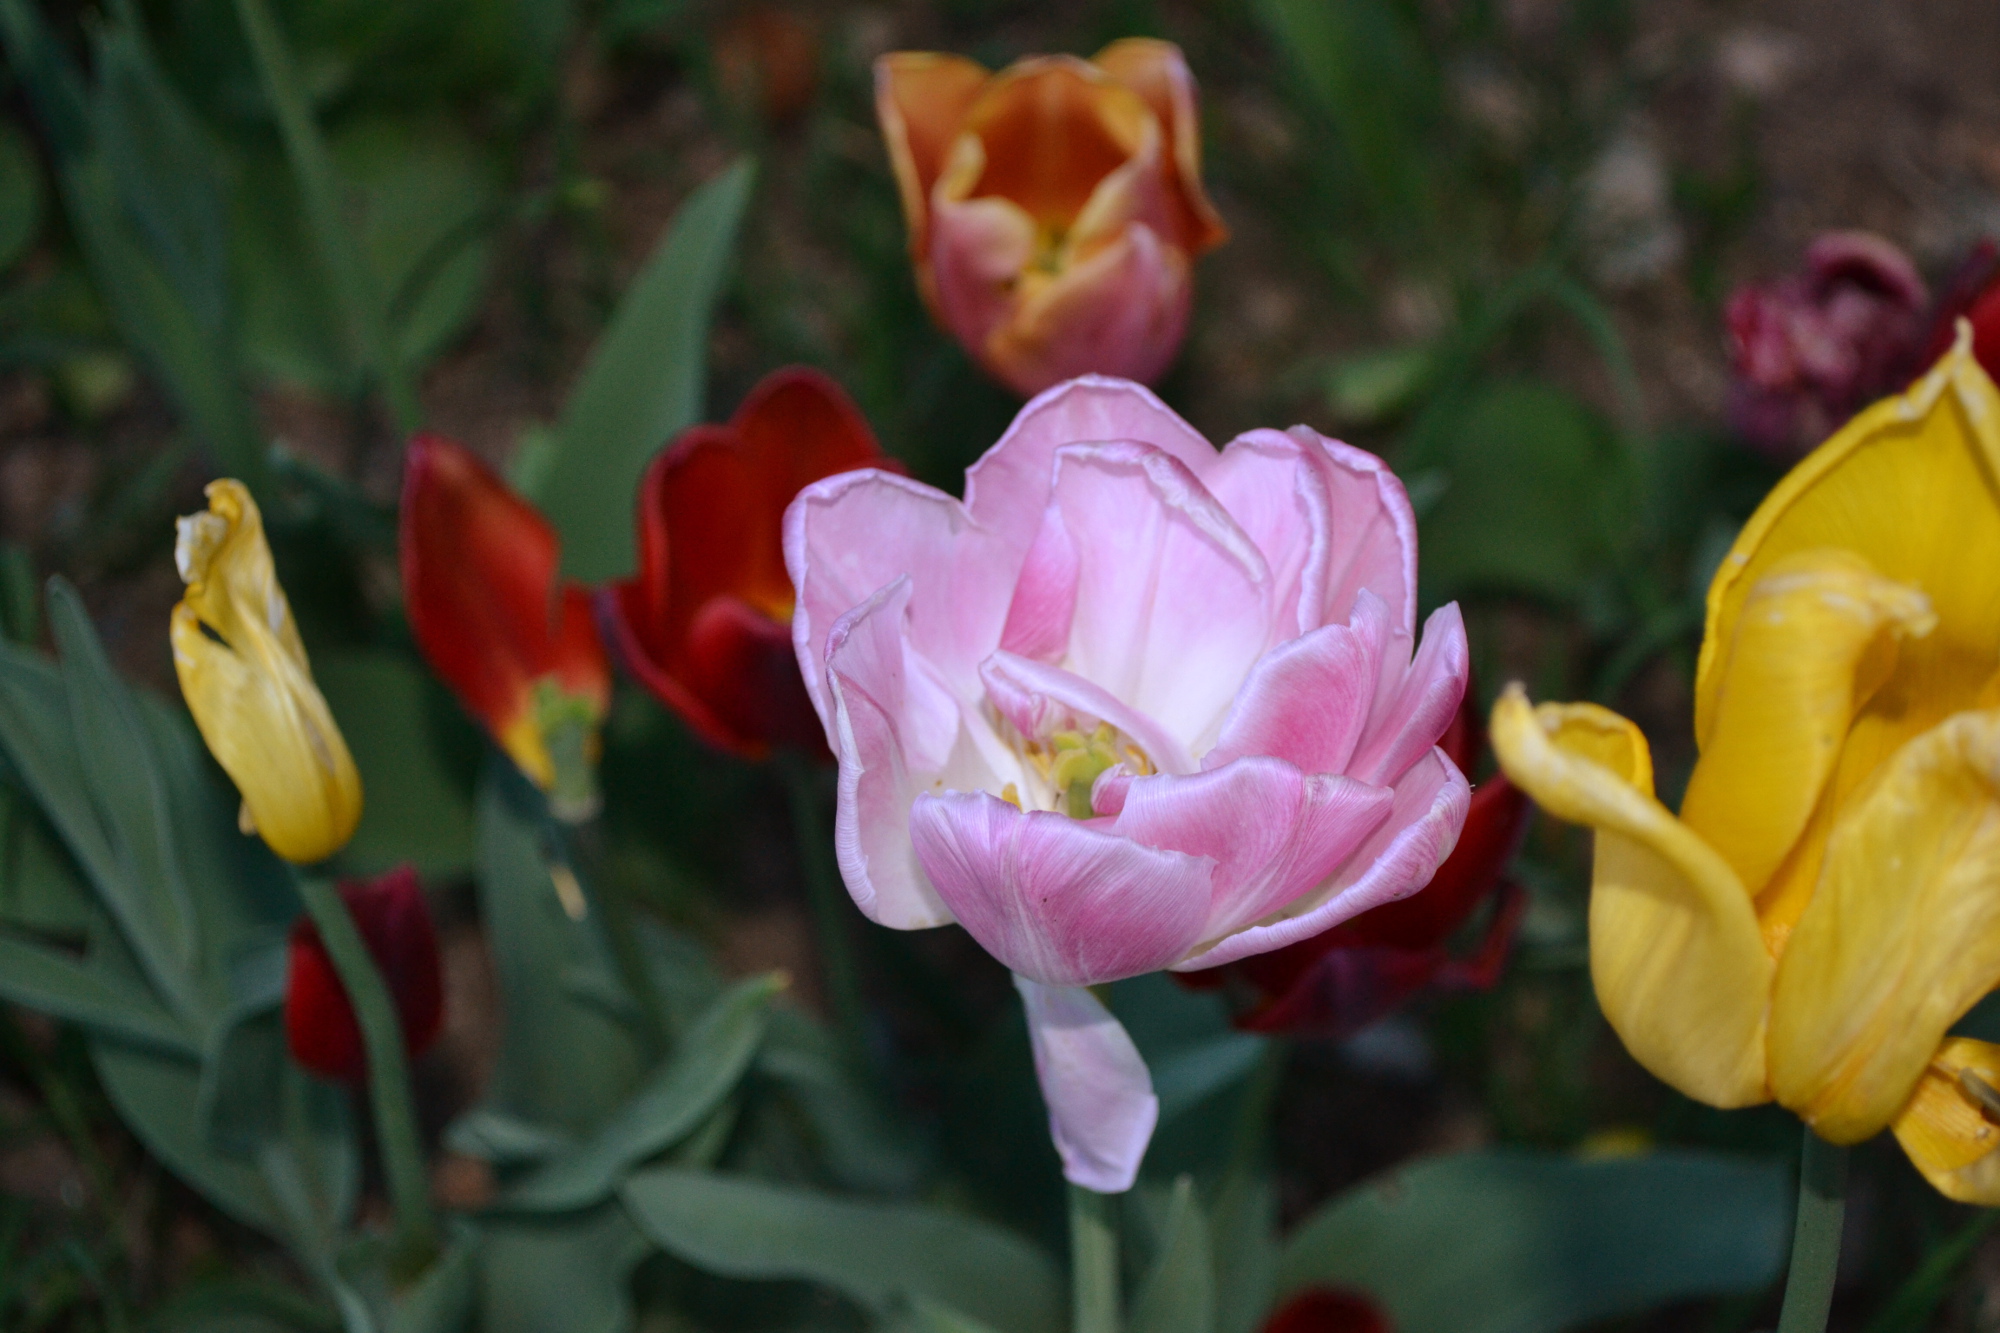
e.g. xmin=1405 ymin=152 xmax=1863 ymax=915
xmin=2 ymin=0 xmax=1999 ymax=1328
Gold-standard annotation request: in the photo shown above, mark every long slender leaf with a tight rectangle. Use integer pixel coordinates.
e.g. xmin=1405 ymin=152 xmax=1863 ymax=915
xmin=535 ymin=158 xmax=755 ymax=582
xmin=621 ymin=1168 xmax=1063 ymax=1333
xmin=1130 ymin=1176 xmax=1215 ymax=1333
xmin=0 ymin=932 xmax=198 ymax=1056
xmin=498 ymin=971 xmax=781 ymax=1212
xmin=477 ymin=1205 xmax=648 ymax=1333
xmin=1276 ymin=1149 xmax=1791 ymax=1333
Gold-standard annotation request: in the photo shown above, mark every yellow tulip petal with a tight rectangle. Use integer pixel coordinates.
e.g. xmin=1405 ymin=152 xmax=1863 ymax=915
xmin=1770 ymin=709 xmax=2000 ymax=1142
xmin=172 ymin=482 xmax=361 ymax=865
xmin=1680 ymin=548 xmax=1933 ymax=898
xmin=1698 ymin=326 xmax=2000 ymax=786
xmin=1893 ymin=1037 xmax=2000 ymax=1205
xmin=1490 ymin=685 xmax=1772 ymax=1107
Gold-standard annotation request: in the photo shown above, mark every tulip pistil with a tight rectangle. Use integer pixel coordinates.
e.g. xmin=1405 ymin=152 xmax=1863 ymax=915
xmin=1019 ymin=723 xmax=1152 ymax=819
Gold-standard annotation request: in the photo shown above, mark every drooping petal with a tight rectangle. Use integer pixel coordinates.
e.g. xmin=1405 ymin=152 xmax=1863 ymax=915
xmin=874 ymin=52 xmax=990 ymax=259
xmin=1176 ymin=746 xmax=1467 ymax=970
xmin=1090 ymin=38 xmax=1228 ymax=256
xmin=174 ymin=482 xmax=362 ymax=865
xmin=786 ymin=468 xmax=1017 ymax=723
xmin=1679 ymin=548 xmax=1934 ymax=899
xmin=961 ymin=375 xmax=1218 ymax=546
xmin=1488 ymin=685 xmax=1772 ymax=1108
xmin=1032 ymin=441 xmax=1272 ymax=751
xmin=1892 ymin=1036 xmax=2000 ymax=1205
xmin=823 ymin=579 xmax=965 ymax=930
xmin=1769 ymin=709 xmax=2000 ymax=1143
xmin=1348 ymin=602 xmax=1469 ymax=787
xmin=910 ymin=790 xmax=1211 ymax=986
xmin=1698 ymin=327 xmax=2000 ymax=812
xmin=1015 ymin=976 xmax=1158 ymax=1193
xmin=1109 ymin=757 xmax=1392 ymax=943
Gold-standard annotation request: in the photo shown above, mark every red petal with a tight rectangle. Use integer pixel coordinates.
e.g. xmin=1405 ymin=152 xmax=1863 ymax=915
xmin=400 ymin=435 xmax=609 ymax=744
xmin=285 ymin=866 xmax=444 ymax=1084
xmin=609 ymin=367 xmax=889 ymax=755
xmin=1262 ymin=1287 xmax=1394 ymax=1333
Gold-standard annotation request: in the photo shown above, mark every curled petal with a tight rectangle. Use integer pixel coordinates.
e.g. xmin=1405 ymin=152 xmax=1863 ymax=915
xmin=1090 ymin=38 xmax=1228 ymax=256
xmin=1015 ymin=976 xmax=1158 ymax=1193
xmin=1489 ymin=685 xmax=1772 ymax=1109
xmin=1350 ymin=602 xmax=1469 ymax=788
xmin=1892 ymin=1037 xmax=2000 ymax=1204
xmin=910 ymin=790 xmax=1211 ymax=986
xmin=979 ymin=650 xmax=1194 ymax=776
xmin=1770 ymin=709 xmax=2000 ymax=1142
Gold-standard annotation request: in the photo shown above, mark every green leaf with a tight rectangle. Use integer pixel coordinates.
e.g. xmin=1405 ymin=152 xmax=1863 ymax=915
xmin=1276 ymin=1149 xmax=1792 ymax=1333
xmin=475 ymin=768 xmax=648 ymax=1136
xmin=0 ymin=787 xmax=94 ymax=937
xmin=444 ymin=1107 xmax=575 ymax=1166
xmin=1130 ymin=1176 xmax=1216 ymax=1333
xmin=317 ymin=650 xmax=479 ymax=879
xmin=886 ymin=1298 xmax=1009 ymax=1333
xmin=621 ymin=1168 xmax=1063 ymax=1333
xmin=757 ymin=1005 xmax=925 ymax=1193
xmin=0 ymin=119 xmax=44 ymax=272
xmin=0 ymin=930 xmax=199 ymax=1055
xmin=391 ymin=1231 xmax=480 ymax=1333
xmin=476 ymin=1204 xmax=649 ymax=1333
xmin=1210 ymin=1167 xmax=1278 ymax=1333
xmin=534 ymin=158 xmax=756 ymax=582
xmin=1416 ymin=381 xmax=1625 ymax=605
xmin=499 ymin=972 xmax=781 ymax=1212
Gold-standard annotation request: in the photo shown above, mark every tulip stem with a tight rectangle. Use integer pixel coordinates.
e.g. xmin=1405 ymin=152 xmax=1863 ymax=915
xmin=1069 ymin=1183 xmax=1121 ymax=1333
xmin=1775 ymin=1129 xmax=1848 ymax=1333
xmin=777 ymin=750 xmax=870 ymax=1071
xmin=295 ymin=876 xmax=437 ymax=1265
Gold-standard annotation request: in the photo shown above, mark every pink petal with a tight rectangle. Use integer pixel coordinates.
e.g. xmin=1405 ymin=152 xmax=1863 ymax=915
xmin=824 ymin=578 xmax=962 ymax=929
xmin=1109 ymin=757 xmax=1393 ymax=942
xmin=929 ymin=190 xmax=1039 ymax=371
xmin=983 ymin=224 xmax=1192 ymax=397
xmin=997 ymin=498 xmax=1077 ymax=661
xmin=1015 ymin=976 xmax=1158 ymax=1193
xmin=1349 ymin=602 xmax=1469 ymax=787
xmin=1035 ymin=441 xmax=1272 ymax=751
xmin=1203 ymin=607 xmax=1388 ymax=775
xmin=979 ymin=650 xmax=1195 ymax=776
xmin=1200 ymin=429 xmax=1337 ymax=642
xmin=1176 ymin=747 xmax=1470 ymax=970
xmin=961 ymin=376 xmax=1219 ymax=546
xmin=908 ymin=790 xmax=1211 ymax=986
xmin=785 ymin=468 xmax=1014 ymax=725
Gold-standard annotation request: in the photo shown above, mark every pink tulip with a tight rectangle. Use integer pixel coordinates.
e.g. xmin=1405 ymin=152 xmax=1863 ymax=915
xmin=787 ymin=377 xmax=1470 ymax=1191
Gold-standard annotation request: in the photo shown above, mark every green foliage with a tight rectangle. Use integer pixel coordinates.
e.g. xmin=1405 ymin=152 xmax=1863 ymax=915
xmin=534 ymin=158 xmax=757 ymax=582
xmin=1277 ymin=1150 xmax=1792 ymax=1333
xmin=0 ymin=120 xmax=45 ymax=273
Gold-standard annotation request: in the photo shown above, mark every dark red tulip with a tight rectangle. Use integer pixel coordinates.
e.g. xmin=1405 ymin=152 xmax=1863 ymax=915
xmin=1724 ymin=231 xmax=1929 ymax=460
xmin=401 ymin=434 xmax=612 ymax=814
xmin=285 ymin=867 xmax=444 ymax=1084
xmin=600 ymin=367 xmax=892 ymax=759
xmin=1915 ymin=239 xmax=2000 ymax=378
xmin=1176 ymin=686 xmax=1532 ymax=1038
xmin=1262 ymin=1287 xmax=1394 ymax=1333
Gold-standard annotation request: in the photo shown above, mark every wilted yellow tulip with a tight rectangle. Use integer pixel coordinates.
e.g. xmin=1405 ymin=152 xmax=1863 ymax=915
xmin=171 ymin=481 xmax=362 ymax=865
xmin=1493 ymin=325 xmax=2000 ymax=1202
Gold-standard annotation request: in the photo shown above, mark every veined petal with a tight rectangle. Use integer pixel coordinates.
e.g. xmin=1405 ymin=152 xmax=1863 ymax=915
xmin=1015 ymin=976 xmax=1158 ymax=1192
xmin=1769 ymin=709 xmax=2000 ymax=1142
xmin=1892 ymin=1037 xmax=2000 ymax=1205
xmin=1680 ymin=548 xmax=1934 ymax=898
xmin=1489 ymin=685 xmax=1772 ymax=1108
xmin=909 ymin=790 xmax=1211 ymax=986
xmin=1204 ymin=613 xmax=1385 ymax=776
xmin=1349 ymin=602 xmax=1469 ymax=788
xmin=1698 ymin=327 xmax=2000 ymax=803
xmin=978 ymin=650 xmax=1194 ymax=776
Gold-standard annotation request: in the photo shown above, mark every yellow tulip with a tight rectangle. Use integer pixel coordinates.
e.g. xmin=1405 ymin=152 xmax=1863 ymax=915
xmin=170 ymin=481 xmax=362 ymax=865
xmin=1492 ymin=324 xmax=2000 ymax=1202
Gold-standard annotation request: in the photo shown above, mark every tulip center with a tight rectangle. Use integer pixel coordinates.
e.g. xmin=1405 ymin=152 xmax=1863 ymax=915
xmin=1000 ymin=722 xmax=1154 ymax=818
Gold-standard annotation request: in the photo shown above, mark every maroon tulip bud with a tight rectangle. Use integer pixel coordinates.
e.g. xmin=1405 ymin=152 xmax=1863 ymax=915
xmin=285 ymin=866 xmax=444 ymax=1084
xmin=1262 ymin=1287 xmax=1394 ymax=1333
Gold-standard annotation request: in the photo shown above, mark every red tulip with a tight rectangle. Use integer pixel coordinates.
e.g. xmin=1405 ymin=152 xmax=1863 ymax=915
xmin=600 ymin=367 xmax=891 ymax=759
xmin=1916 ymin=239 xmax=2000 ymax=378
xmin=1262 ymin=1288 xmax=1394 ymax=1333
xmin=285 ymin=867 xmax=444 ymax=1084
xmin=401 ymin=434 xmax=611 ymax=817
xmin=1176 ymin=686 xmax=1531 ymax=1038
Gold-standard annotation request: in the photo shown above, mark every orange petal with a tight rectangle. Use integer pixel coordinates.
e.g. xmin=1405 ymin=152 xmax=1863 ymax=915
xmin=955 ymin=57 xmax=1152 ymax=230
xmin=874 ymin=52 xmax=990 ymax=256
xmin=1091 ymin=38 xmax=1227 ymax=255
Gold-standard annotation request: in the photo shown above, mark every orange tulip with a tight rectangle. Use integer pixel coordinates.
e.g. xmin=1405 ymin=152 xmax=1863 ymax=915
xmin=876 ymin=39 xmax=1227 ymax=396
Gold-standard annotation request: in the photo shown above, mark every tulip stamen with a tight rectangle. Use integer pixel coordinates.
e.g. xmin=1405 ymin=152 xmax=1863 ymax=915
xmin=1959 ymin=1068 xmax=2000 ymax=1126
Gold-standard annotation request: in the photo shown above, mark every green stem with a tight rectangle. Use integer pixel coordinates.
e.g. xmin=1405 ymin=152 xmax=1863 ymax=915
xmin=1225 ymin=1039 xmax=1288 ymax=1182
xmin=550 ymin=816 xmax=668 ymax=1059
xmin=777 ymin=750 xmax=869 ymax=1068
xmin=1068 ymin=1183 xmax=1121 ymax=1333
xmin=1860 ymin=1207 xmax=2000 ymax=1333
xmin=1775 ymin=1129 xmax=1849 ymax=1333
xmin=294 ymin=876 xmax=436 ymax=1263
xmin=230 ymin=0 xmax=420 ymax=433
